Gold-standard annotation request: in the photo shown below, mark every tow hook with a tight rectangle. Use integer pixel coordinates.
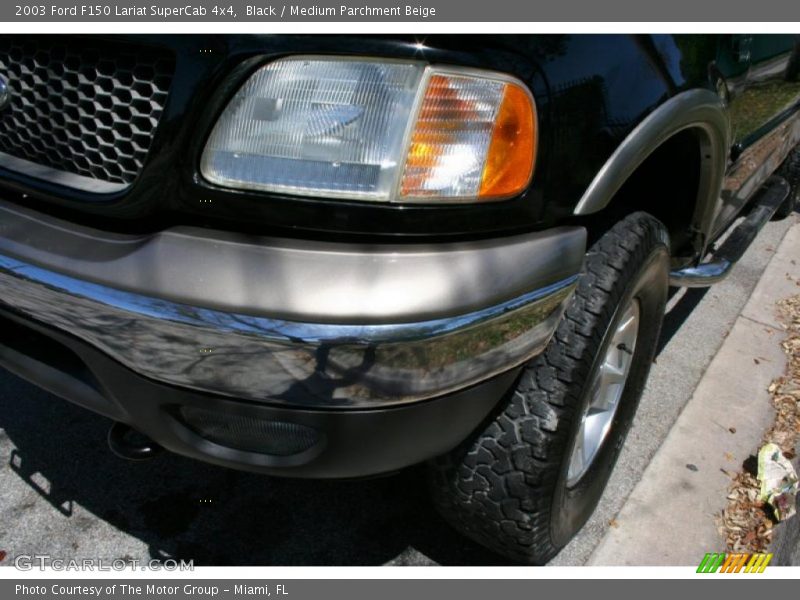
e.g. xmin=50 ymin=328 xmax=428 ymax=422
xmin=107 ymin=422 xmax=163 ymax=461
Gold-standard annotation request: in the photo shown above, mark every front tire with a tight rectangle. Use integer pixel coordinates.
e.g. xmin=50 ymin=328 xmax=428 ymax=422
xmin=428 ymin=212 xmax=670 ymax=564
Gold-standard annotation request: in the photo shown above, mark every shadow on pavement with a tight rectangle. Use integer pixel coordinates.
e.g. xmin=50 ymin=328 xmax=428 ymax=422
xmin=656 ymin=287 xmax=710 ymax=355
xmin=0 ymin=372 xmax=505 ymax=566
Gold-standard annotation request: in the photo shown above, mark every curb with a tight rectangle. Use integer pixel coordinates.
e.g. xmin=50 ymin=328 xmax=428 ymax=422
xmin=587 ymin=220 xmax=800 ymax=566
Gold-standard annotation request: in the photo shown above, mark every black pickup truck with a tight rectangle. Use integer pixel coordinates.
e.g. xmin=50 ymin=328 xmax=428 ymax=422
xmin=0 ymin=34 xmax=798 ymax=564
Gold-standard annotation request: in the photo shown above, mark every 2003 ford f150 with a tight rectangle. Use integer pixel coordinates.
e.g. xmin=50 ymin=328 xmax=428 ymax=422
xmin=0 ymin=34 xmax=798 ymax=563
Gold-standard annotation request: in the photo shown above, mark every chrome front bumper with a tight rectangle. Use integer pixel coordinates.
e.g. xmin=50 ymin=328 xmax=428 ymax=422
xmin=0 ymin=201 xmax=586 ymax=409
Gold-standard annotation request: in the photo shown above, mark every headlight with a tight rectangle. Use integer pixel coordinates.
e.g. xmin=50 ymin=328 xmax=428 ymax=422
xmin=201 ymin=57 xmax=537 ymax=203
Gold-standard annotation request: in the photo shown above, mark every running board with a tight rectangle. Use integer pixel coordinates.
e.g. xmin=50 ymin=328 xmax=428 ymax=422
xmin=669 ymin=176 xmax=790 ymax=287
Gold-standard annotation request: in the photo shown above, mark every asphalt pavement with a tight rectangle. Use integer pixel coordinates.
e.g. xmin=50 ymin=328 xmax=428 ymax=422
xmin=0 ymin=211 xmax=798 ymax=567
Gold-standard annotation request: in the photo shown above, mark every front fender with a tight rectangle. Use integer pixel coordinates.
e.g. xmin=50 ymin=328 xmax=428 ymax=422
xmin=573 ymin=89 xmax=730 ymax=247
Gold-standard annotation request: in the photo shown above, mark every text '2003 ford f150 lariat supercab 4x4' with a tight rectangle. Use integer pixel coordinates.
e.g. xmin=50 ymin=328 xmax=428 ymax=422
xmin=0 ymin=34 xmax=798 ymax=564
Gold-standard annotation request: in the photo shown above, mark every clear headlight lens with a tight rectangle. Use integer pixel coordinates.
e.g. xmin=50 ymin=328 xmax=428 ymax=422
xmin=201 ymin=57 xmax=536 ymax=203
xmin=201 ymin=58 xmax=424 ymax=201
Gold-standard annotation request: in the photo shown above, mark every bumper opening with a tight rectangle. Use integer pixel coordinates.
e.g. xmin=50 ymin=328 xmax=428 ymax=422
xmin=2 ymin=312 xmax=101 ymax=395
xmin=176 ymin=405 xmax=323 ymax=457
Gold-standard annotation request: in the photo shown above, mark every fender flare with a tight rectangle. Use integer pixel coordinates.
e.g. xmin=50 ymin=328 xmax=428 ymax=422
xmin=573 ymin=89 xmax=730 ymax=245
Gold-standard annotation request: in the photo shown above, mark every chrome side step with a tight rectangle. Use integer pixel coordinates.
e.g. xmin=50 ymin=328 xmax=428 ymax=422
xmin=669 ymin=176 xmax=791 ymax=287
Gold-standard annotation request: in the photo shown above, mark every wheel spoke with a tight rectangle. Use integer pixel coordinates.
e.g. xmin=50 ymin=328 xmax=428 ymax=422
xmin=583 ymin=412 xmax=608 ymax=449
xmin=616 ymin=312 xmax=638 ymax=339
xmin=566 ymin=298 xmax=641 ymax=487
xmin=568 ymin=420 xmax=587 ymax=480
xmin=601 ymin=361 xmax=626 ymax=385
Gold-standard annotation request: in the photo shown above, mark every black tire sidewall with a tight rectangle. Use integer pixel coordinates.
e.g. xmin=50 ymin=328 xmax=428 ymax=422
xmin=550 ymin=243 xmax=669 ymax=548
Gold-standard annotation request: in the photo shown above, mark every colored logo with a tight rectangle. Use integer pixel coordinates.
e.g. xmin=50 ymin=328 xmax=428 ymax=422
xmin=697 ymin=552 xmax=773 ymax=573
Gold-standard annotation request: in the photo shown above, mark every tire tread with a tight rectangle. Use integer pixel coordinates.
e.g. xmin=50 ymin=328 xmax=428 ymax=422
xmin=429 ymin=212 xmax=668 ymax=564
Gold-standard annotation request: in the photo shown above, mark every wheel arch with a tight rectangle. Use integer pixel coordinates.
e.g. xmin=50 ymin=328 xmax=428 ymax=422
xmin=573 ymin=89 xmax=730 ymax=257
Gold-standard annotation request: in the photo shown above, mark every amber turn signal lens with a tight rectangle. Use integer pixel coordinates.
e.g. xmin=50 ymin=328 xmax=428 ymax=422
xmin=399 ymin=71 xmax=536 ymax=202
xmin=478 ymin=84 xmax=536 ymax=199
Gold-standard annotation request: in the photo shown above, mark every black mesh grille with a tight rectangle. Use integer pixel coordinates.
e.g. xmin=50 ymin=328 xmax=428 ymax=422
xmin=0 ymin=36 xmax=174 ymax=191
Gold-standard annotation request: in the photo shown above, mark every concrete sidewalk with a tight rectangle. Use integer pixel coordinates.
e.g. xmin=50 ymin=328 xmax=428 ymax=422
xmin=587 ymin=222 xmax=800 ymax=566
